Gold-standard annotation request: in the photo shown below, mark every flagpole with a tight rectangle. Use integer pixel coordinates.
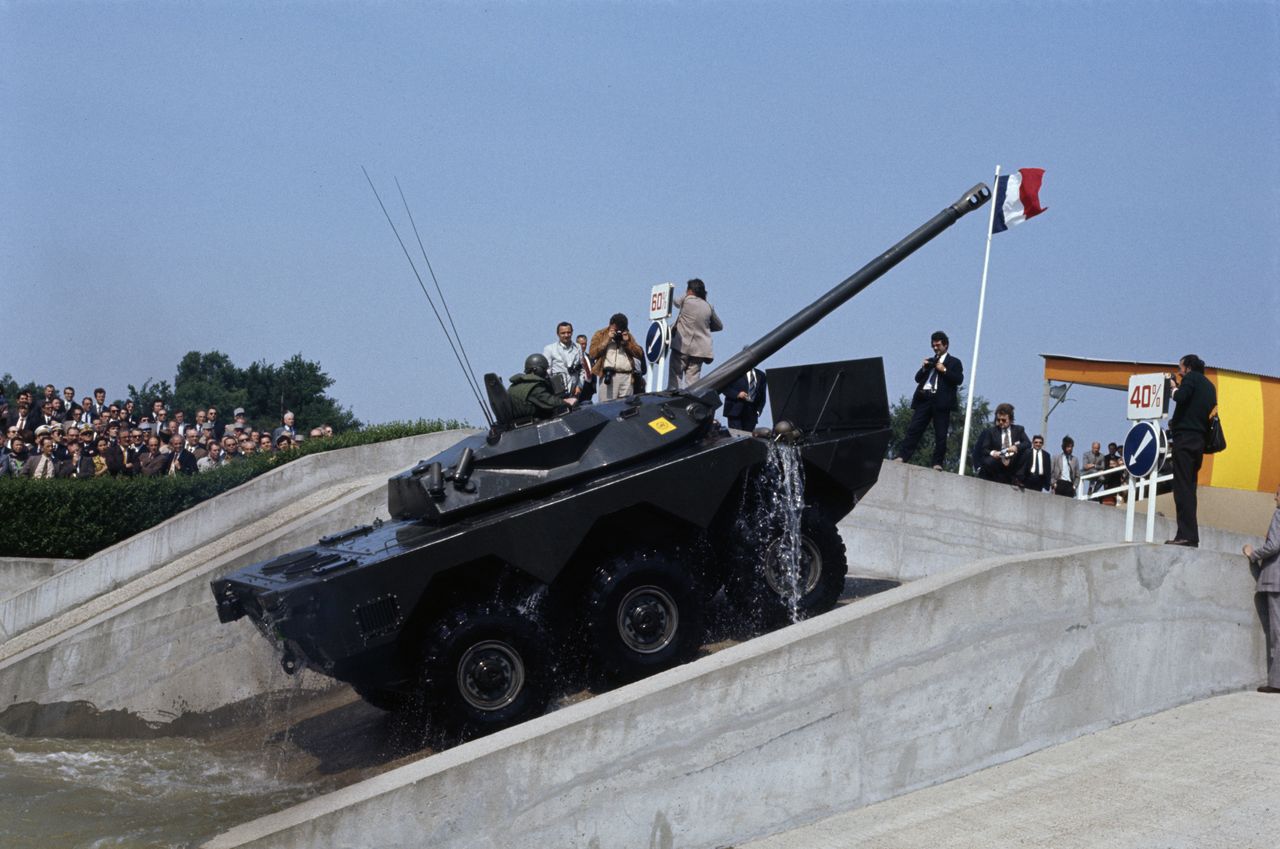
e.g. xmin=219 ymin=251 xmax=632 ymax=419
xmin=957 ymin=164 xmax=1001 ymax=476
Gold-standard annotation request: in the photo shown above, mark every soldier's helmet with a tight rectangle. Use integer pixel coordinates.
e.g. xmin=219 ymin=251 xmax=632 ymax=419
xmin=524 ymin=354 xmax=550 ymax=377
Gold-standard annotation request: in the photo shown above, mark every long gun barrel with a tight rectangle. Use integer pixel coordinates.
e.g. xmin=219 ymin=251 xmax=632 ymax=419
xmin=686 ymin=183 xmax=991 ymax=396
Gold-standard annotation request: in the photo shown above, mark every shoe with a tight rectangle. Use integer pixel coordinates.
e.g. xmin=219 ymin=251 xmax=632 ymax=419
xmin=932 ymin=465 xmax=943 ymax=471
xmin=1011 ymin=482 xmax=1025 ymax=492
xmin=892 ymin=457 xmax=904 ymax=464
xmin=1164 ymin=539 xmax=1199 ymax=547
xmin=1258 ymin=686 xmax=1280 ymax=694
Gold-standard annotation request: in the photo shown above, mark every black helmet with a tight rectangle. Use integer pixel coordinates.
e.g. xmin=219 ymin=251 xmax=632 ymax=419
xmin=524 ymin=353 xmax=549 ymax=377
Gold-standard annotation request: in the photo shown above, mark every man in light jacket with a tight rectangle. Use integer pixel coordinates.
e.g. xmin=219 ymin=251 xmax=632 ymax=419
xmin=1051 ymin=435 xmax=1081 ymax=497
xmin=1244 ymin=484 xmax=1280 ymax=693
xmin=668 ymin=278 xmax=723 ymax=390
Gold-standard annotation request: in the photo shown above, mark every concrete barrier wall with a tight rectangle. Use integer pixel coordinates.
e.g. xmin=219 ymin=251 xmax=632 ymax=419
xmin=203 ymin=542 xmax=1264 ymax=849
xmin=849 ymin=461 xmax=1248 ymax=582
xmin=0 ymin=557 xmax=78 ymax=602
xmin=0 ymin=479 xmax=391 ymax=734
xmin=0 ymin=430 xmax=475 ymax=642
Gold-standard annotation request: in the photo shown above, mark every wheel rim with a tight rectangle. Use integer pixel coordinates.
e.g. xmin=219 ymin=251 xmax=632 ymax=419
xmin=616 ymin=585 xmax=679 ymax=654
xmin=456 ymin=639 xmax=525 ymax=710
xmin=763 ymin=535 xmax=822 ymax=599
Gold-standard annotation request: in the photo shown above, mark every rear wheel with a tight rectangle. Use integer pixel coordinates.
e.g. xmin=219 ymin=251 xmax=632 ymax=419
xmin=727 ymin=508 xmax=847 ymax=627
xmin=417 ymin=603 xmax=552 ymax=743
xmin=586 ymin=547 xmax=705 ymax=684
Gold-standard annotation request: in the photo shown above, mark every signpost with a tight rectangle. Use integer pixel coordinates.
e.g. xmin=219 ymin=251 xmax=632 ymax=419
xmin=648 ymin=283 xmax=675 ymax=390
xmin=1126 ymin=372 xmax=1169 ymax=421
xmin=1121 ymin=373 xmax=1172 ymax=542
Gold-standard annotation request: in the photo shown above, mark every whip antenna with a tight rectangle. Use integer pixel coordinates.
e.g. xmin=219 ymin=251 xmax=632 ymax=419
xmin=362 ymin=166 xmax=493 ymax=427
xmin=395 ymin=177 xmax=485 ymax=407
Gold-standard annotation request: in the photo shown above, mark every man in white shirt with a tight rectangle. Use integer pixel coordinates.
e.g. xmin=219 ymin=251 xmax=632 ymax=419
xmin=1023 ymin=434 xmax=1052 ymax=492
xmin=542 ymin=321 xmax=585 ymax=402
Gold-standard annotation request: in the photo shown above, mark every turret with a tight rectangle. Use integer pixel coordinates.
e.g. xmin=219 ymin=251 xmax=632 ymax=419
xmin=388 ymin=182 xmax=991 ymax=523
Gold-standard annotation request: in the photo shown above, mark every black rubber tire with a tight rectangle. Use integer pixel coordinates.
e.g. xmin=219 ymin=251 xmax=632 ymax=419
xmin=726 ymin=508 xmax=847 ymax=627
xmin=417 ymin=603 xmax=552 ymax=743
xmin=585 ymin=547 xmax=705 ymax=684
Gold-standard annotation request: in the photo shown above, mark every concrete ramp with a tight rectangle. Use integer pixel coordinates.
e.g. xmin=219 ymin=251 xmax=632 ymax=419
xmin=201 ymin=541 xmax=1265 ymax=849
xmin=0 ymin=430 xmax=477 ymax=643
xmin=741 ymin=691 xmax=1280 ymax=849
xmin=0 ymin=430 xmax=474 ymax=733
xmin=0 ymin=456 xmax=1253 ymax=740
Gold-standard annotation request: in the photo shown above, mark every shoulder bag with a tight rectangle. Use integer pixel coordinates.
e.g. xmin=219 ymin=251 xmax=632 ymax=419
xmin=1205 ymin=407 xmax=1226 ymax=454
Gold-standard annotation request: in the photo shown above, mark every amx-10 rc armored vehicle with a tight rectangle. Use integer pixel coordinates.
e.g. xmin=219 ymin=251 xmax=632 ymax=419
xmin=212 ymin=183 xmax=991 ymax=740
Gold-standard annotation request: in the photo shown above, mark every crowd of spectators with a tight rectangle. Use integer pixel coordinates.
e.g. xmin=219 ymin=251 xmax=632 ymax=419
xmin=0 ymin=384 xmax=333 ymax=479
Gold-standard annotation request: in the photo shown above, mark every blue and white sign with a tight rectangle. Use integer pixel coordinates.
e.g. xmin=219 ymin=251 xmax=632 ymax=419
xmin=1123 ymin=420 xmax=1165 ymax=478
xmin=644 ymin=320 xmax=668 ymax=364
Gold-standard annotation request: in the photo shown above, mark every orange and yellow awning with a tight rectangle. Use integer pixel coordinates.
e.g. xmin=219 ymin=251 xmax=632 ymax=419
xmin=1042 ymin=355 xmax=1279 ymax=493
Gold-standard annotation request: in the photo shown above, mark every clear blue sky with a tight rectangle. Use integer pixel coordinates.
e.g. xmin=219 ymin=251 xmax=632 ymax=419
xmin=4 ymin=2 xmax=1277 ymax=451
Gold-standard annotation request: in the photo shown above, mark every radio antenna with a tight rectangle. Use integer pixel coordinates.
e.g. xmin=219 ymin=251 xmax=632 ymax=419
xmin=394 ymin=177 xmax=485 ymax=409
xmin=362 ymin=167 xmax=493 ymax=427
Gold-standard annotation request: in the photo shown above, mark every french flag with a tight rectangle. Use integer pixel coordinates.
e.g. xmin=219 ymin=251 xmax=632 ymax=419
xmin=992 ymin=168 xmax=1047 ymax=233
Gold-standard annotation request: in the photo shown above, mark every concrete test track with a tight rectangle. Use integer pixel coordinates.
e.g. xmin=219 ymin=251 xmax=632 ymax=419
xmin=202 ymin=537 xmax=1267 ymax=849
xmin=1 ymin=435 xmax=1271 ymax=847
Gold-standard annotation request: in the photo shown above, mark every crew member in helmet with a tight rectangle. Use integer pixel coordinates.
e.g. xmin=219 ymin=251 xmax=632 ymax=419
xmin=509 ymin=354 xmax=576 ymax=420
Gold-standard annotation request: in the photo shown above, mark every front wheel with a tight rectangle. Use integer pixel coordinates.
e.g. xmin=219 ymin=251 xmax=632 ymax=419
xmin=417 ymin=603 xmax=553 ymax=743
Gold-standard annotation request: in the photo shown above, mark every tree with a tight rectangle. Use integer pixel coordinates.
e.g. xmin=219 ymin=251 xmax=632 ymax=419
xmin=241 ymin=353 xmax=360 ymax=432
xmin=1 ymin=373 xmax=40 ymax=404
xmin=887 ymin=391 xmax=992 ymax=473
xmin=127 ymin=379 xmax=174 ymax=414
xmin=172 ymin=350 xmax=247 ymax=417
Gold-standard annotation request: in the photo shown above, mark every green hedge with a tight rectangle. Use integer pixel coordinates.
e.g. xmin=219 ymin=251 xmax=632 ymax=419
xmin=0 ymin=419 xmax=464 ymax=559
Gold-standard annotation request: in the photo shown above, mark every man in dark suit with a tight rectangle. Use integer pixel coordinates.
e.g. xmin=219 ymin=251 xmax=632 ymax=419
xmin=162 ymin=434 xmax=198 ymax=476
xmin=1022 ymin=434 xmax=1052 ymax=492
xmin=722 ymin=367 xmax=767 ymax=431
xmin=972 ymin=402 xmax=1031 ymax=485
xmin=894 ymin=330 xmax=964 ymax=470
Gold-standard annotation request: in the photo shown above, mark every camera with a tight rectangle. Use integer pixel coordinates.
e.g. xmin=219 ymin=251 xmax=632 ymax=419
xmin=612 ymin=330 xmax=624 ymax=343
xmin=602 ymin=367 xmax=616 ymax=386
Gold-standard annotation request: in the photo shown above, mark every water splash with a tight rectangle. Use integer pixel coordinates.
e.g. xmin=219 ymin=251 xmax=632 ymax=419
xmin=734 ymin=441 xmax=808 ymax=624
xmin=0 ymin=733 xmax=308 ymax=849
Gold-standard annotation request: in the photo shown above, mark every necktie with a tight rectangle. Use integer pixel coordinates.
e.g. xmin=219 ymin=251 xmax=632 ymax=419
xmin=1033 ymin=452 xmax=1041 ymax=475
xmin=1002 ymin=428 xmax=1011 ymax=449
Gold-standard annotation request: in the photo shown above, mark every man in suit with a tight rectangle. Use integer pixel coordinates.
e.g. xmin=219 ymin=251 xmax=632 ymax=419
xmin=22 ymin=436 xmax=59 ymax=479
xmin=162 ymin=433 xmax=198 ymax=476
xmin=668 ymin=278 xmax=724 ymax=390
xmin=894 ymin=330 xmax=964 ymax=470
xmin=90 ymin=387 xmax=108 ymax=418
xmin=1051 ymin=435 xmax=1081 ymax=497
xmin=722 ymin=367 xmax=767 ymax=432
xmin=205 ymin=406 xmax=226 ymax=441
xmin=1244 ymin=484 xmax=1280 ymax=693
xmin=972 ymin=402 xmax=1031 ymax=485
xmin=1023 ymin=434 xmax=1053 ymax=492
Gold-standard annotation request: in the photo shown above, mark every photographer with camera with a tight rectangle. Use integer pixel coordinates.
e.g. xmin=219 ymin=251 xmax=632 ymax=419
xmin=589 ymin=313 xmax=644 ymax=401
xmin=972 ymin=402 xmax=1031 ymax=486
xmin=542 ymin=321 xmax=585 ymax=401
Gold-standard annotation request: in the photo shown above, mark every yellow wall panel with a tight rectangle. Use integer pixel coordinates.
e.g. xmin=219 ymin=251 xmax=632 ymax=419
xmin=1204 ymin=372 xmax=1262 ymax=490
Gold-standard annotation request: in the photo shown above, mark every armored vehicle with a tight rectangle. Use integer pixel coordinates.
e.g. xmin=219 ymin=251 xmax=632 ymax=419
xmin=212 ymin=183 xmax=991 ymax=741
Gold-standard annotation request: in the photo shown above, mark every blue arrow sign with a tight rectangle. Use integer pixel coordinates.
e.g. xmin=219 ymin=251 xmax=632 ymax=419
xmin=1123 ymin=421 xmax=1163 ymax=478
xmin=645 ymin=321 xmax=666 ymax=364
